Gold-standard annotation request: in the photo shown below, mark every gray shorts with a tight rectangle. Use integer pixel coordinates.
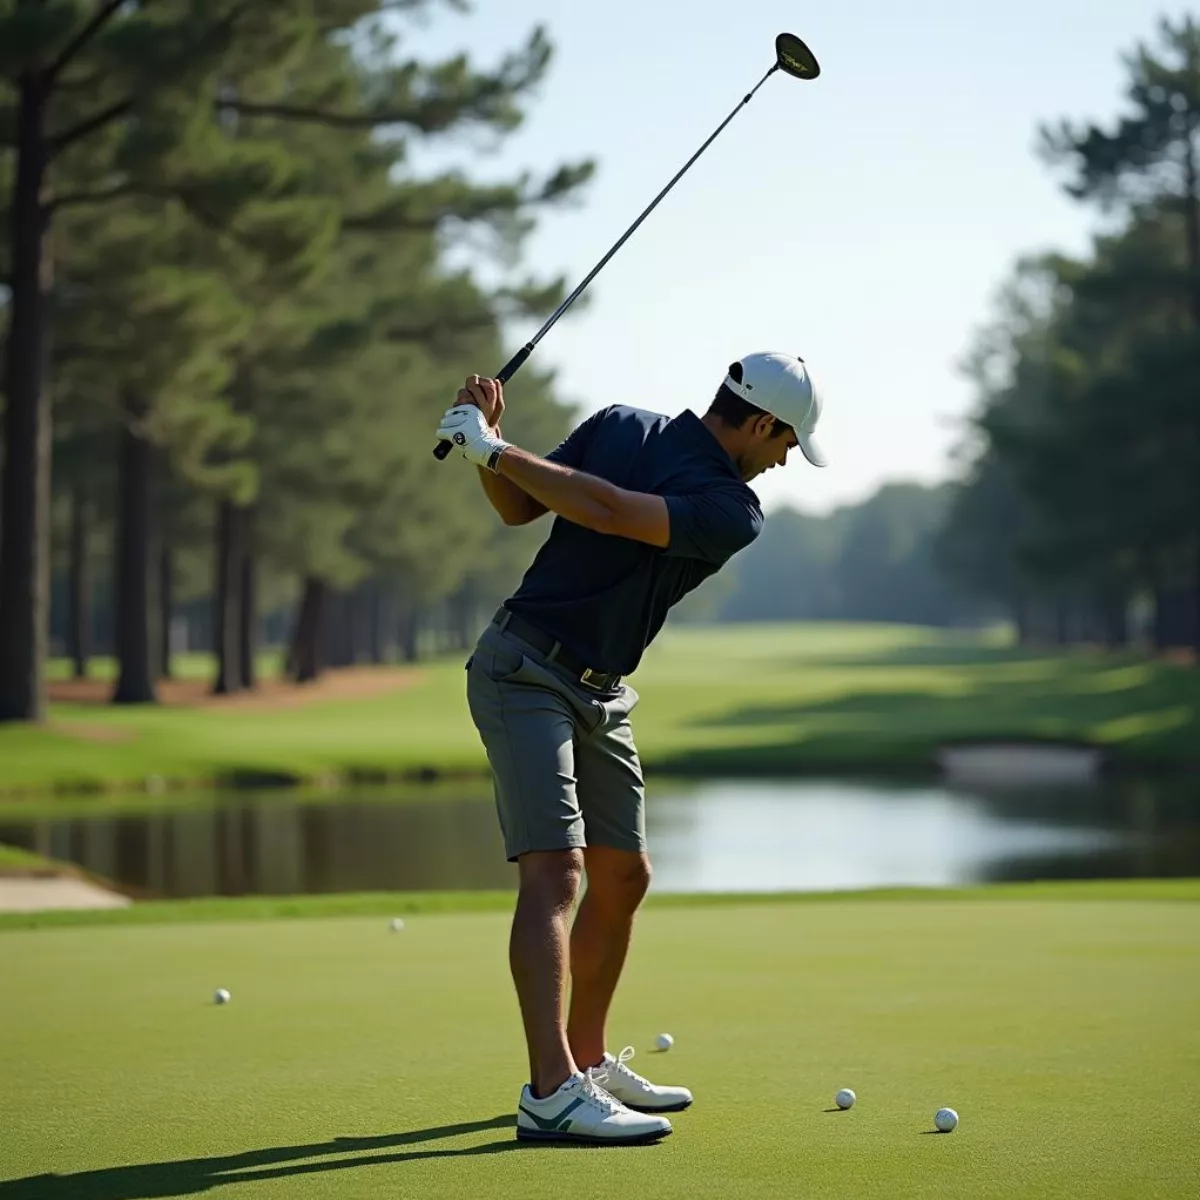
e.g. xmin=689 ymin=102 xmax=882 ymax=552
xmin=465 ymin=617 xmax=646 ymax=862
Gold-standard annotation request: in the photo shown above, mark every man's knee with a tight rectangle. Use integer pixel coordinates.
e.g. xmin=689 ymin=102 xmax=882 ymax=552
xmin=585 ymin=848 xmax=652 ymax=911
xmin=517 ymin=848 xmax=584 ymax=911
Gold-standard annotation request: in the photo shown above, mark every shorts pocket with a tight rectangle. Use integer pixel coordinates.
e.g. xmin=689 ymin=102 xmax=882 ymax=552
xmin=474 ymin=638 xmax=529 ymax=685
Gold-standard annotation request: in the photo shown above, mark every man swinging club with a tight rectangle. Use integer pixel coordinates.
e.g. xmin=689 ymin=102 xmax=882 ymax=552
xmin=435 ymin=352 xmax=828 ymax=1145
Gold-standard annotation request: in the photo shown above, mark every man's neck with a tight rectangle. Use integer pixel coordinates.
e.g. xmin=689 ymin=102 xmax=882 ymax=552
xmin=699 ymin=412 xmax=743 ymax=463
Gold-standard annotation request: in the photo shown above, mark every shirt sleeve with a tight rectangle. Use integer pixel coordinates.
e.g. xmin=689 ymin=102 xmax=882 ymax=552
xmin=545 ymin=406 xmax=611 ymax=469
xmin=663 ymin=488 xmax=763 ymax=566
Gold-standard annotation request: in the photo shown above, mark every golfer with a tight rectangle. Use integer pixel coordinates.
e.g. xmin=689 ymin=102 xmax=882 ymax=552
xmin=435 ymin=352 xmax=827 ymax=1145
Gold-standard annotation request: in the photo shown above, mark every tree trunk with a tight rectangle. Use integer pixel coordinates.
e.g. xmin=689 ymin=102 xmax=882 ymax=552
xmin=1053 ymin=596 xmax=1070 ymax=647
xmin=1152 ymin=585 xmax=1171 ymax=651
xmin=399 ymin=603 xmax=421 ymax=663
xmin=367 ymin=581 xmax=387 ymax=665
xmin=452 ymin=585 xmax=476 ymax=651
xmin=0 ymin=72 xmax=51 ymax=722
xmin=68 ymin=484 xmax=91 ymax=679
xmin=212 ymin=500 xmax=243 ymax=695
xmin=1191 ymin=545 xmax=1200 ymax=657
xmin=1011 ymin=596 xmax=1032 ymax=647
xmin=239 ymin=508 xmax=257 ymax=690
xmin=1181 ymin=100 xmax=1200 ymax=330
xmin=288 ymin=577 xmax=326 ymax=683
xmin=323 ymin=590 xmax=356 ymax=669
xmin=159 ymin=545 xmax=174 ymax=680
xmin=1102 ymin=590 xmax=1129 ymax=650
xmin=113 ymin=418 xmax=157 ymax=705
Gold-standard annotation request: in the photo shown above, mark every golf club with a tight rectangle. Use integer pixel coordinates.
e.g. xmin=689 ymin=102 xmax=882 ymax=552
xmin=432 ymin=31 xmax=820 ymax=460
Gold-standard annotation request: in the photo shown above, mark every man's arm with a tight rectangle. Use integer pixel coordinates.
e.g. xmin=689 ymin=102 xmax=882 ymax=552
xmin=475 ymin=454 xmax=548 ymax=526
xmin=495 ymin=446 xmax=669 ymax=548
xmin=437 ymin=375 xmax=659 ymax=540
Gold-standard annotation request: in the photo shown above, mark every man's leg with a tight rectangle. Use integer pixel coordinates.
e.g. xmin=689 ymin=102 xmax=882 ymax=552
xmin=567 ymin=846 xmax=652 ymax=1071
xmin=512 ymin=848 xmax=585 ymax=1098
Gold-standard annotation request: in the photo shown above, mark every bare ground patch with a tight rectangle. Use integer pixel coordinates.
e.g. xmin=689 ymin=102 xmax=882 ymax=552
xmin=48 ymin=666 xmax=422 ymax=713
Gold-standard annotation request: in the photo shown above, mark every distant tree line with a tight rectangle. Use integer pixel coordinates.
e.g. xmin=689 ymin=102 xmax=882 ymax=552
xmin=0 ymin=1 xmax=595 ymax=718
xmin=676 ymin=15 xmax=1200 ymax=652
xmin=670 ymin=482 xmax=989 ymax=630
xmin=936 ymin=15 xmax=1200 ymax=654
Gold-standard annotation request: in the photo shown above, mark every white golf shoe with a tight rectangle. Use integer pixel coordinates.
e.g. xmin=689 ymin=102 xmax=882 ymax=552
xmin=588 ymin=1046 xmax=694 ymax=1113
xmin=516 ymin=1071 xmax=672 ymax=1145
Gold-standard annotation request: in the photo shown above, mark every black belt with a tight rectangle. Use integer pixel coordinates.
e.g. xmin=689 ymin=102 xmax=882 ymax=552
xmin=493 ymin=607 xmax=623 ymax=693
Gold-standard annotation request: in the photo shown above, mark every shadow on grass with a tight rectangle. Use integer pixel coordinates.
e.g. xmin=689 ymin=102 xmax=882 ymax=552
xmin=786 ymin=642 xmax=1059 ymax=670
xmin=0 ymin=1115 xmax=534 ymax=1200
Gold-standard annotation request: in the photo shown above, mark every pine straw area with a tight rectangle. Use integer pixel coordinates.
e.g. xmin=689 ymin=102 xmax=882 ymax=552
xmin=46 ymin=666 xmax=421 ymax=713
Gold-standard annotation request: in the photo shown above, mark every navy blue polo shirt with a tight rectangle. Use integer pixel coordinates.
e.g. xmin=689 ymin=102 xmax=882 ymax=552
xmin=503 ymin=405 xmax=764 ymax=675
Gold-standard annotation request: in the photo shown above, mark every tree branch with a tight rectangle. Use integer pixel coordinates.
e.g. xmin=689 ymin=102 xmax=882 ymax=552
xmin=50 ymin=97 xmax=134 ymax=155
xmin=45 ymin=0 xmax=129 ymax=84
xmin=218 ymin=100 xmax=436 ymax=130
xmin=50 ymin=180 xmax=136 ymax=211
xmin=387 ymin=314 xmax=495 ymax=343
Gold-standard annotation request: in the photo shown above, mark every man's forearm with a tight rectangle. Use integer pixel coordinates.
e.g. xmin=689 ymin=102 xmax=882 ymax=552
xmin=476 ymin=462 xmax=545 ymax=525
xmin=494 ymin=446 xmax=620 ymax=532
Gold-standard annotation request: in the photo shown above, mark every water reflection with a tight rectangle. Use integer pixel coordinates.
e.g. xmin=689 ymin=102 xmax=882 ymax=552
xmin=0 ymin=777 xmax=1196 ymax=899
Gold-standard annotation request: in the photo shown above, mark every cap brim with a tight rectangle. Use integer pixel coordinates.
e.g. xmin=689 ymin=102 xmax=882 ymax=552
xmin=798 ymin=431 xmax=827 ymax=468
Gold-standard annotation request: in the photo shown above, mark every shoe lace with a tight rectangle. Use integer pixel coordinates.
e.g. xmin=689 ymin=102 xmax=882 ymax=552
xmin=575 ymin=1070 xmax=623 ymax=1115
xmin=594 ymin=1046 xmax=651 ymax=1089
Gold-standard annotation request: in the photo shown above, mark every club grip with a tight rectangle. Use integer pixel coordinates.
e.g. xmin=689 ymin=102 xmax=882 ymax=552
xmin=431 ymin=343 xmax=536 ymax=460
xmin=496 ymin=343 xmax=534 ymax=384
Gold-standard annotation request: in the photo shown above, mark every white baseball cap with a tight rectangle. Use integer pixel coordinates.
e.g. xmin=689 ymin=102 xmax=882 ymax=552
xmin=722 ymin=351 xmax=827 ymax=467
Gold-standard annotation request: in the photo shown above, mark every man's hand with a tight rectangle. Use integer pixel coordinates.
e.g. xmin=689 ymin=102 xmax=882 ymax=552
xmin=435 ymin=402 xmax=511 ymax=472
xmin=455 ymin=374 xmax=505 ymax=429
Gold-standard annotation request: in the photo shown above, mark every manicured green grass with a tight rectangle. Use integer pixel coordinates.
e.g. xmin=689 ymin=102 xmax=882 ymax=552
xmin=2 ymin=885 xmax=1197 ymax=1198
xmin=1 ymin=623 xmax=1197 ymax=795
xmin=0 ymin=842 xmax=55 ymax=872
xmin=1 ymin=878 xmax=1196 ymax=933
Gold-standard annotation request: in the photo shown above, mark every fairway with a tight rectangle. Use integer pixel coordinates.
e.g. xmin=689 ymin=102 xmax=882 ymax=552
xmin=2 ymin=623 xmax=1198 ymax=794
xmin=3 ymin=889 xmax=1198 ymax=1199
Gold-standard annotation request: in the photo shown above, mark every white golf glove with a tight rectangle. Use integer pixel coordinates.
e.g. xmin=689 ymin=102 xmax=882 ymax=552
xmin=435 ymin=404 xmax=511 ymax=472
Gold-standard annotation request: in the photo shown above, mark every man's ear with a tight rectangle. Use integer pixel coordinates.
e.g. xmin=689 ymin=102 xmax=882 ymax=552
xmin=751 ymin=413 xmax=776 ymax=440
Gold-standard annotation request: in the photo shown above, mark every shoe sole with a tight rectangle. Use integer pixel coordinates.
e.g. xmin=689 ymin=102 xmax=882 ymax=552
xmin=516 ymin=1125 xmax=672 ymax=1147
xmin=624 ymin=1098 xmax=694 ymax=1114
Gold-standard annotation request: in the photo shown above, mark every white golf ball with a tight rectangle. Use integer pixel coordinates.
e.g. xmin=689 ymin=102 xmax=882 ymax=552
xmin=389 ymin=918 xmax=405 ymax=932
xmin=655 ymin=1033 xmax=674 ymax=1051
xmin=214 ymin=988 xmax=231 ymax=1005
xmin=935 ymin=1107 xmax=959 ymax=1133
xmin=835 ymin=1088 xmax=856 ymax=1110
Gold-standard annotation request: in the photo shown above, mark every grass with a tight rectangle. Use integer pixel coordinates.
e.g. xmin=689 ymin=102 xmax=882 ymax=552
xmin=0 ymin=878 xmax=1196 ymax=933
xmin=2 ymin=882 xmax=1197 ymax=1199
xmin=0 ymin=842 xmax=57 ymax=873
xmin=1 ymin=623 xmax=1197 ymax=796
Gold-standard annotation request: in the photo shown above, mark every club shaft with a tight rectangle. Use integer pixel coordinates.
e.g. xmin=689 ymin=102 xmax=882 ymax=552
xmin=435 ymin=62 xmax=779 ymax=459
xmin=524 ymin=64 xmax=780 ymax=351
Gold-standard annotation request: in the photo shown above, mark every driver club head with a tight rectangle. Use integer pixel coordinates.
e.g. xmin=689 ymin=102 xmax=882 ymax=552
xmin=775 ymin=32 xmax=821 ymax=80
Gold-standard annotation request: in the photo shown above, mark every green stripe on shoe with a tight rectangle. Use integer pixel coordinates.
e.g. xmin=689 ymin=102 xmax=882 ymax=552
xmin=519 ymin=1097 xmax=586 ymax=1131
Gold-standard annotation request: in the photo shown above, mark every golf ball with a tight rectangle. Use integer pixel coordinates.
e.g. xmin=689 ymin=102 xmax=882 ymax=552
xmin=835 ymin=1088 xmax=856 ymax=1110
xmin=389 ymin=918 xmax=405 ymax=932
xmin=655 ymin=1033 xmax=674 ymax=1051
xmin=935 ymin=1107 xmax=959 ymax=1133
xmin=214 ymin=988 xmax=231 ymax=1005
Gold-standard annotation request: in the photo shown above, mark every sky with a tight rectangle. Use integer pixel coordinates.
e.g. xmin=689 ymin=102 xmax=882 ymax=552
xmin=397 ymin=0 xmax=1183 ymax=514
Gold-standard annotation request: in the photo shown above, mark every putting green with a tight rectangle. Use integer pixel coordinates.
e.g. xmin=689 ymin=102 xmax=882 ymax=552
xmin=2 ymin=892 xmax=1198 ymax=1198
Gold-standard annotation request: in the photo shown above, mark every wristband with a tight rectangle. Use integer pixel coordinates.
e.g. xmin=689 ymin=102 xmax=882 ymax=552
xmin=485 ymin=441 xmax=510 ymax=473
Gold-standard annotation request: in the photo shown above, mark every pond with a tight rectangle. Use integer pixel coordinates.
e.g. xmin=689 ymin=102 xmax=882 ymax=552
xmin=1 ymin=776 xmax=1197 ymax=899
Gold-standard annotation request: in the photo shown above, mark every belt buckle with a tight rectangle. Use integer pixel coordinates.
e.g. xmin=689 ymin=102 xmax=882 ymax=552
xmin=579 ymin=668 xmax=618 ymax=692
